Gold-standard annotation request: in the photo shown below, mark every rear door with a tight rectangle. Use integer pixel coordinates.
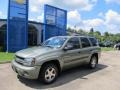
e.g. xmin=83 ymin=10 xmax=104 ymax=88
xmin=79 ymin=37 xmax=92 ymax=62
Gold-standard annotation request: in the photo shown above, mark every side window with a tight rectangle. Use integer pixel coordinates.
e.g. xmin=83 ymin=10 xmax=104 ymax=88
xmin=89 ymin=38 xmax=98 ymax=46
xmin=81 ymin=37 xmax=91 ymax=48
xmin=67 ymin=37 xmax=80 ymax=50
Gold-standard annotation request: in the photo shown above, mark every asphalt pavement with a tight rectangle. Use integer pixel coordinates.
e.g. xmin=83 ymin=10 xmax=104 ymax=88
xmin=0 ymin=51 xmax=120 ymax=90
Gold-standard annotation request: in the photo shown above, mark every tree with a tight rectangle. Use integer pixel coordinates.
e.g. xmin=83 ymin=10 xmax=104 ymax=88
xmin=77 ymin=29 xmax=87 ymax=35
xmin=104 ymin=32 xmax=109 ymax=37
xmin=89 ymin=28 xmax=94 ymax=36
xmin=67 ymin=27 xmax=120 ymax=47
xmin=95 ymin=31 xmax=101 ymax=36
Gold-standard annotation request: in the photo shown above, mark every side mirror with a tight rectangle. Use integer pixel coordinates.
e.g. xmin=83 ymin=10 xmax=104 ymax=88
xmin=63 ymin=43 xmax=73 ymax=51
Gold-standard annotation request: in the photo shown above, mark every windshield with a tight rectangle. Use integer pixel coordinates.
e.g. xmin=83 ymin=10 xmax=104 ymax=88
xmin=43 ymin=37 xmax=67 ymax=48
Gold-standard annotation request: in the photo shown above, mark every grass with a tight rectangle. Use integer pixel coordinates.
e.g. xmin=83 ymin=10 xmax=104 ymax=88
xmin=101 ymin=47 xmax=115 ymax=51
xmin=0 ymin=52 xmax=14 ymax=63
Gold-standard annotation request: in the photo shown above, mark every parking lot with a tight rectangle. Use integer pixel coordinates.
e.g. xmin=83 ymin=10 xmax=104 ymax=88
xmin=0 ymin=51 xmax=120 ymax=90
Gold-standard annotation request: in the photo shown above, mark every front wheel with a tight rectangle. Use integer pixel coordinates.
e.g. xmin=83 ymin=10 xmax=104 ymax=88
xmin=39 ymin=63 xmax=58 ymax=84
xmin=89 ymin=56 xmax=98 ymax=69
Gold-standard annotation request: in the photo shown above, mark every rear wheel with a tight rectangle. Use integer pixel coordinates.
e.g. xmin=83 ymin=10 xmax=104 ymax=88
xmin=89 ymin=55 xmax=98 ymax=69
xmin=39 ymin=63 xmax=58 ymax=84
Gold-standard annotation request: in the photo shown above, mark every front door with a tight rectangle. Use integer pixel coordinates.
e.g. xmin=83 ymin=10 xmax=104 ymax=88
xmin=62 ymin=37 xmax=81 ymax=68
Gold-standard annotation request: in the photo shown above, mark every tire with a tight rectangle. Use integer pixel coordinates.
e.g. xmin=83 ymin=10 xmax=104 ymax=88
xmin=89 ymin=55 xmax=98 ymax=69
xmin=39 ymin=63 xmax=58 ymax=84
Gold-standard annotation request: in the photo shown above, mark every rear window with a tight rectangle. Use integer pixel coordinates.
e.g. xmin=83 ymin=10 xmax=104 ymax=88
xmin=89 ymin=38 xmax=98 ymax=46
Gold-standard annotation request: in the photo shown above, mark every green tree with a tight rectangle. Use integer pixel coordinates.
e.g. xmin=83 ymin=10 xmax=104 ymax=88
xmin=89 ymin=28 xmax=94 ymax=36
xmin=104 ymin=32 xmax=109 ymax=37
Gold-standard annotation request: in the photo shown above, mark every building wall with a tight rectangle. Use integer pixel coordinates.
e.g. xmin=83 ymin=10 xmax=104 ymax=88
xmin=0 ymin=19 xmax=43 ymax=45
xmin=28 ymin=22 xmax=43 ymax=44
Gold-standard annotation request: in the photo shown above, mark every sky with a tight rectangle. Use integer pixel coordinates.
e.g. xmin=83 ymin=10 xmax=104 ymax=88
xmin=0 ymin=0 xmax=120 ymax=34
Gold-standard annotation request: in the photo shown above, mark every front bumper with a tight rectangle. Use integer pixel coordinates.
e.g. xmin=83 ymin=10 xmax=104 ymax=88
xmin=11 ymin=60 xmax=41 ymax=79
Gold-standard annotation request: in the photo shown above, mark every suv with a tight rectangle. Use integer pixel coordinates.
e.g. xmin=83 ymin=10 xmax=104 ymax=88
xmin=12 ymin=36 xmax=101 ymax=84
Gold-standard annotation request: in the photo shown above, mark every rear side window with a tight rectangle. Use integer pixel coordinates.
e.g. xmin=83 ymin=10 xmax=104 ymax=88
xmin=80 ymin=37 xmax=91 ymax=48
xmin=67 ymin=37 xmax=80 ymax=50
xmin=89 ymin=38 xmax=98 ymax=46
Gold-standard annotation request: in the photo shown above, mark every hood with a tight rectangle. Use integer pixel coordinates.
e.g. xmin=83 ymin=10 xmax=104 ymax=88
xmin=15 ymin=46 xmax=56 ymax=58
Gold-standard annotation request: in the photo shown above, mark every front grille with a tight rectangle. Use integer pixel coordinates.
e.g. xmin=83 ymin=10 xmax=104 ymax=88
xmin=16 ymin=55 xmax=24 ymax=60
xmin=15 ymin=55 xmax=25 ymax=65
xmin=15 ymin=60 xmax=24 ymax=65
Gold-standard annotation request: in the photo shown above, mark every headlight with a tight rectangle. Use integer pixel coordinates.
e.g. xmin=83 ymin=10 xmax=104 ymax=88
xmin=23 ymin=58 xmax=36 ymax=66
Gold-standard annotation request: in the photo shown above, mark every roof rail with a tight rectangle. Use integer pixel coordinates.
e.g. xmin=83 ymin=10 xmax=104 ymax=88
xmin=72 ymin=34 xmax=80 ymax=36
xmin=71 ymin=33 xmax=89 ymax=37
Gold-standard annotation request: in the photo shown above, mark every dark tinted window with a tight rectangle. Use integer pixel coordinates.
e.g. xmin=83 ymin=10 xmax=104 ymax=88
xmin=67 ymin=37 xmax=80 ymax=50
xmin=81 ymin=37 xmax=91 ymax=48
xmin=89 ymin=38 xmax=98 ymax=46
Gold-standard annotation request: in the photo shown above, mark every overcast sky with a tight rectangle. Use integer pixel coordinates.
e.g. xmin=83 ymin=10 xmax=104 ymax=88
xmin=0 ymin=0 xmax=120 ymax=34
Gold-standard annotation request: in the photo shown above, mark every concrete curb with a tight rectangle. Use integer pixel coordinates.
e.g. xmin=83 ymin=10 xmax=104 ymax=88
xmin=0 ymin=61 xmax=11 ymax=64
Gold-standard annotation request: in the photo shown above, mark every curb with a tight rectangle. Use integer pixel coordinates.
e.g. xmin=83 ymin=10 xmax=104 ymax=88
xmin=0 ymin=61 xmax=11 ymax=64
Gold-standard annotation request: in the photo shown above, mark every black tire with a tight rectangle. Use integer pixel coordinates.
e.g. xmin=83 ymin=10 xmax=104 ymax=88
xmin=89 ymin=55 xmax=98 ymax=69
xmin=39 ymin=63 xmax=58 ymax=84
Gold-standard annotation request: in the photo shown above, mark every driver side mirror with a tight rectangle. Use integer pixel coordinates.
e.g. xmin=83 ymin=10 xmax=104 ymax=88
xmin=63 ymin=43 xmax=74 ymax=51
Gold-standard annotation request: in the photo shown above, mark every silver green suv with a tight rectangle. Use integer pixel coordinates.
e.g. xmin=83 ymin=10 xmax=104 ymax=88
xmin=12 ymin=36 xmax=101 ymax=84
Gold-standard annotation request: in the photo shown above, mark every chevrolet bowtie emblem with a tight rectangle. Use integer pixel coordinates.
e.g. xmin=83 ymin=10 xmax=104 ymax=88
xmin=14 ymin=0 xmax=25 ymax=4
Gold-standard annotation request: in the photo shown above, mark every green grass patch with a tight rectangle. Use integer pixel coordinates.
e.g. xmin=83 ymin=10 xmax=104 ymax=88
xmin=101 ymin=47 xmax=115 ymax=51
xmin=0 ymin=52 xmax=14 ymax=63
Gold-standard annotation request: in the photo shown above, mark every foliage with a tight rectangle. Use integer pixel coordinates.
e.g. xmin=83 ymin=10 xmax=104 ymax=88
xmin=67 ymin=27 xmax=120 ymax=47
xmin=0 ymin=47 xmax=3 ymax=52
xmin=101 ymin=47 xmax=115 ymax=51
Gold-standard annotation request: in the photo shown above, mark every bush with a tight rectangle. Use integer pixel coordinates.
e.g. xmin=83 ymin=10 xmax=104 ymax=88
xmin=0 ymin=46 xmax=3 ymax=52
